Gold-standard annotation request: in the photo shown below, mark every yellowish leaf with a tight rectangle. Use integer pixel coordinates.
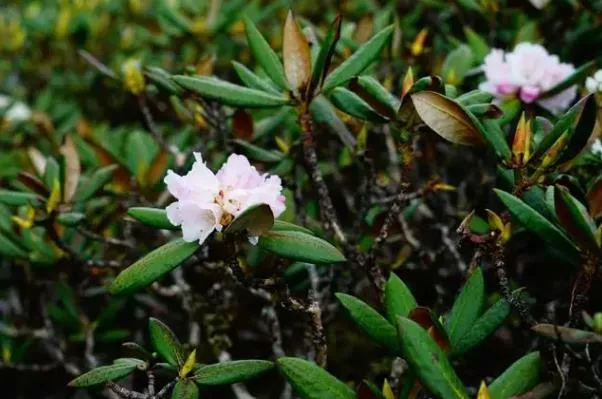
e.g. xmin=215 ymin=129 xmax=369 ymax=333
xmin=283 ymin=10 xmax=311 ymax=93
xmin=401 ymin=67 xmax=414 ymax=99
xmin=512 ymin=112 xmax=532 ymax=166
xmin=179 ymin=349 xmax=197 ymax=378
xmin=477 ymin=381 xmax=491 ymax=399
xmin=353 ymin=13 xmax=373 ymax=44
xmin=47 ymin=178 xmax=61 ymax=213
xmin=275 ymin=136 xmax=290 ymax=155
xmin=382 ymin=379 xmax=395 ymax=399
xmin=486 ymin=209 xmax=511 ymax=242
xmin=60 ymin=136 xmax=81 ymax=203
xmin=146 ymin=150 xmax=170 ymax=188
xmin=410 ymin=28 xmax=428 ymax=57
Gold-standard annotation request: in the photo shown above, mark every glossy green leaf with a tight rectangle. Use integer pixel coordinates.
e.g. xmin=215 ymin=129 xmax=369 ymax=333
xmin=0 ymin=232 xmax=28 ymax=258
xmin=455 ymin=90 xmax=493 ymax=107
xmin=494 ymin=189 xmax=579 ymax=261
xmin=193 ymin=360 xmax=274 ymax=385
xmin=232 ymin=139 xmax=285 ymax=162
xmin=452 ymin=298 xmax=511 ymax=356
xmin=330 ymin=87 xmax=387 ymax=122
xmin=172 ymin=76 xmax=289 ymax=108
xmin=554 ymin=185 xmax=598 ymax=252
xmin=488 ymin=352 xmax=541 ymax=399
xmin=277 ymin=357 xmax=355 ymax=399
xmin=353 ymin=76 xmax=400 ymax=117
xmin=73 ymin=164 xmax=118 ymax=202
xmin=68 ymin=363 xmax=137 ymax=387
xmin=309 ymin=95 xmax=356 ymax=149
xmin=397 ymin=317 xmax=469 ymax=399
xmin=224 ymin=203 xmax=274 ymax=236
xmin=243 ymin=17 xmax=288 ymax=90
xmin=149 ymin=318 xmax=185 ymax=367
xmin=336 ymin=293 xmax=398 ymax=351
xmin=258 ymin=230 xmax=345 ymax=263
xmin=56 ymin=212 xmax=85 ymax=227
xmin=109 ymin=239 xmax=199 ymax=294
xmin=384 ymin=274 xmax=417 ymax=323
xmin=441 ymin=45 xmax=474 ymax=84
xmin=128 ymin=207 xmax=177 ymax=230
xmin=555 ymin=94 xmax=597 ymax=164
xmin=445 ymin=268 xmax=485 ymax=347
xmin=171 ymin=379 xmax=199 ymax=399
xmin=271 ymin=220 xmax=314 ymax=235
xmin=308 ymin=15 xmax=341 ymax=97
xmin=322 ymin=25 xmax=394 ymax=93
xmin=463 ymin=27 xmax=489 ymax=62
xmin=232 ymin=61 xmax=280 ymax=94
xmin=0 ymin=190 xmax=41 ymax=207
xmin=474 ymin=116 xmax=512 ymax=161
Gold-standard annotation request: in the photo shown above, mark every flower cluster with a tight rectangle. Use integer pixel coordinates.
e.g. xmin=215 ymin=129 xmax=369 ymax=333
xmin=586 ymin=70 xmax=602 ymax=94
xmin=480 ymin=43 xmax=576 ymax=113
xmin=165 ymin=153 xmax=285 ymax=245
xmin=0 ymin=94 xmax=32 ymax=123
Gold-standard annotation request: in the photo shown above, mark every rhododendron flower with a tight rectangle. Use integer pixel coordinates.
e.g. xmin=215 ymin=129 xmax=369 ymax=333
xmin=165 ymin=153 xmax=285 ymax=245
xmin=480 ymin=43 xmax=577 ymax=113
xmin=0 ymin=94 xmax=32 ymax=122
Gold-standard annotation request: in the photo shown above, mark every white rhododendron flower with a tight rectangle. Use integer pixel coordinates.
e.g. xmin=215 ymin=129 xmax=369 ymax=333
xmin=592 ymin=139 xmax=602 ymax=158
xmin=480 ymin=43 xmax=577 ymax=113
xmin=0 ymin=94 xmax=32 ymax=122
xmin=165 ymin=153 xmax=285 ymax=245
xmin=585 ymin=69 xmax=602 ymax=94
xmin=529 ymin=0 xmax=551 ymax=9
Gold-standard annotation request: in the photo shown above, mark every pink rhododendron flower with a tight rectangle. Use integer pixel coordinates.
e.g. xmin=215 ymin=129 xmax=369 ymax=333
xmin=480 ymin=43 xmax=577 ymax=113
xmin=164 ymin=153 xmax=285 ymax=245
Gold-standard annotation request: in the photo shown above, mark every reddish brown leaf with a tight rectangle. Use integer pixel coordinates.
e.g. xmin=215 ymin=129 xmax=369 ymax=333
xmin=232 ymin=109 xmax=254 ymax=140
xmin=353 ymin=14 xmax=374 ymax=44
xmin=587 ymin=178 xmax=602 ymax=219
xmin=409 ymin=307 xmax=450 ymax=353
xmin=18 ymin=172 xmax=50 ymax=197
xmin=146 ymin=150 xmax=170 ymax=188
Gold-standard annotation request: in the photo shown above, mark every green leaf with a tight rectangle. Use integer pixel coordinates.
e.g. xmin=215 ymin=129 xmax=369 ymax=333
xmin=56 ymin=212 xmax=85 ymax=227
xmin=258 ymin=230 xmax=345 ymax=263
xmin=109 ymin=239 xmax=199 ymax=294
xmin=146 ymin=67 xmax=183 ymax=95
xmin=463 ymin=27 xmax=489 ymax=62
xmin=113 ymin=358 xmax=145 ymax=368
xmin=475 ymin=117 xmax=512 ymax=161
xmin=353 ymin=76 xmax=400 ymax=117
xmin=336 ymin=293 xmax=398 ymax=351
xmin=224 ymin=203 xmax=274 ymax=236
xmin=554 ymin=185 xmax=598 ymax=252
xmin=384 ymin=274 xmax=417 ymax=323
xmin=73 ymin=164 xmax=118 ymax=202
xmin=171 ymin=379 xmax=199 ymax=399
xmin=452 ymin=298 xmax=511 ymax=356
xmin=277 ymin=357 xmax=355 ymax=399
xmin=441 ymin=45 xmax=474 ymax=85
xmin=330 ymin=87 xmax=387 ymax=123
xmin=494 ymin=189 xmax=579 ymax=261
xmin=232 ymin=139 xmax=285 ymax=163
xmin=0 ymin=190 xmax=41 ymax=207
xmin=149 ymin=318 xmax=185 ymax=367
xmin=322 ymin=25 xmax=394 ymax=93
xmin=536 ymin=95 xmax=593 ymax=158
xmin=555 ymin=94 xmax=597 ymax=164
xmin=445 ymin=268 xmax=485 ymax=347
xmin=68 ymin=363 xmax=137 ymax=387
xmin=243 ymin=17 xmax=288 ymax=90
xmin=0 ymin=232 xmax=28 ymax=258
xmin=455 ymin=90 xmax=493 ymax=107
xmin=271 ymin=220 xmax=314 ymax=235
xmin=193 ymin=360 xmax=274 ymax=385
xmin=128 ymin=207 xmax=178 ymax=230
xmin=172 ymin=76 xmax=289 ymax=108
xmin=232 ymin=61 xmax=280 ymax=94
xmin=308 ymin=15 xmax=342 ymax=97
xmin=488 ymin=352 xmax=541 ymax=399
xmin=396 ymin=317 xmax=469 ymax=399
xmin=309 ymin=95 xmax=356 ymax=150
